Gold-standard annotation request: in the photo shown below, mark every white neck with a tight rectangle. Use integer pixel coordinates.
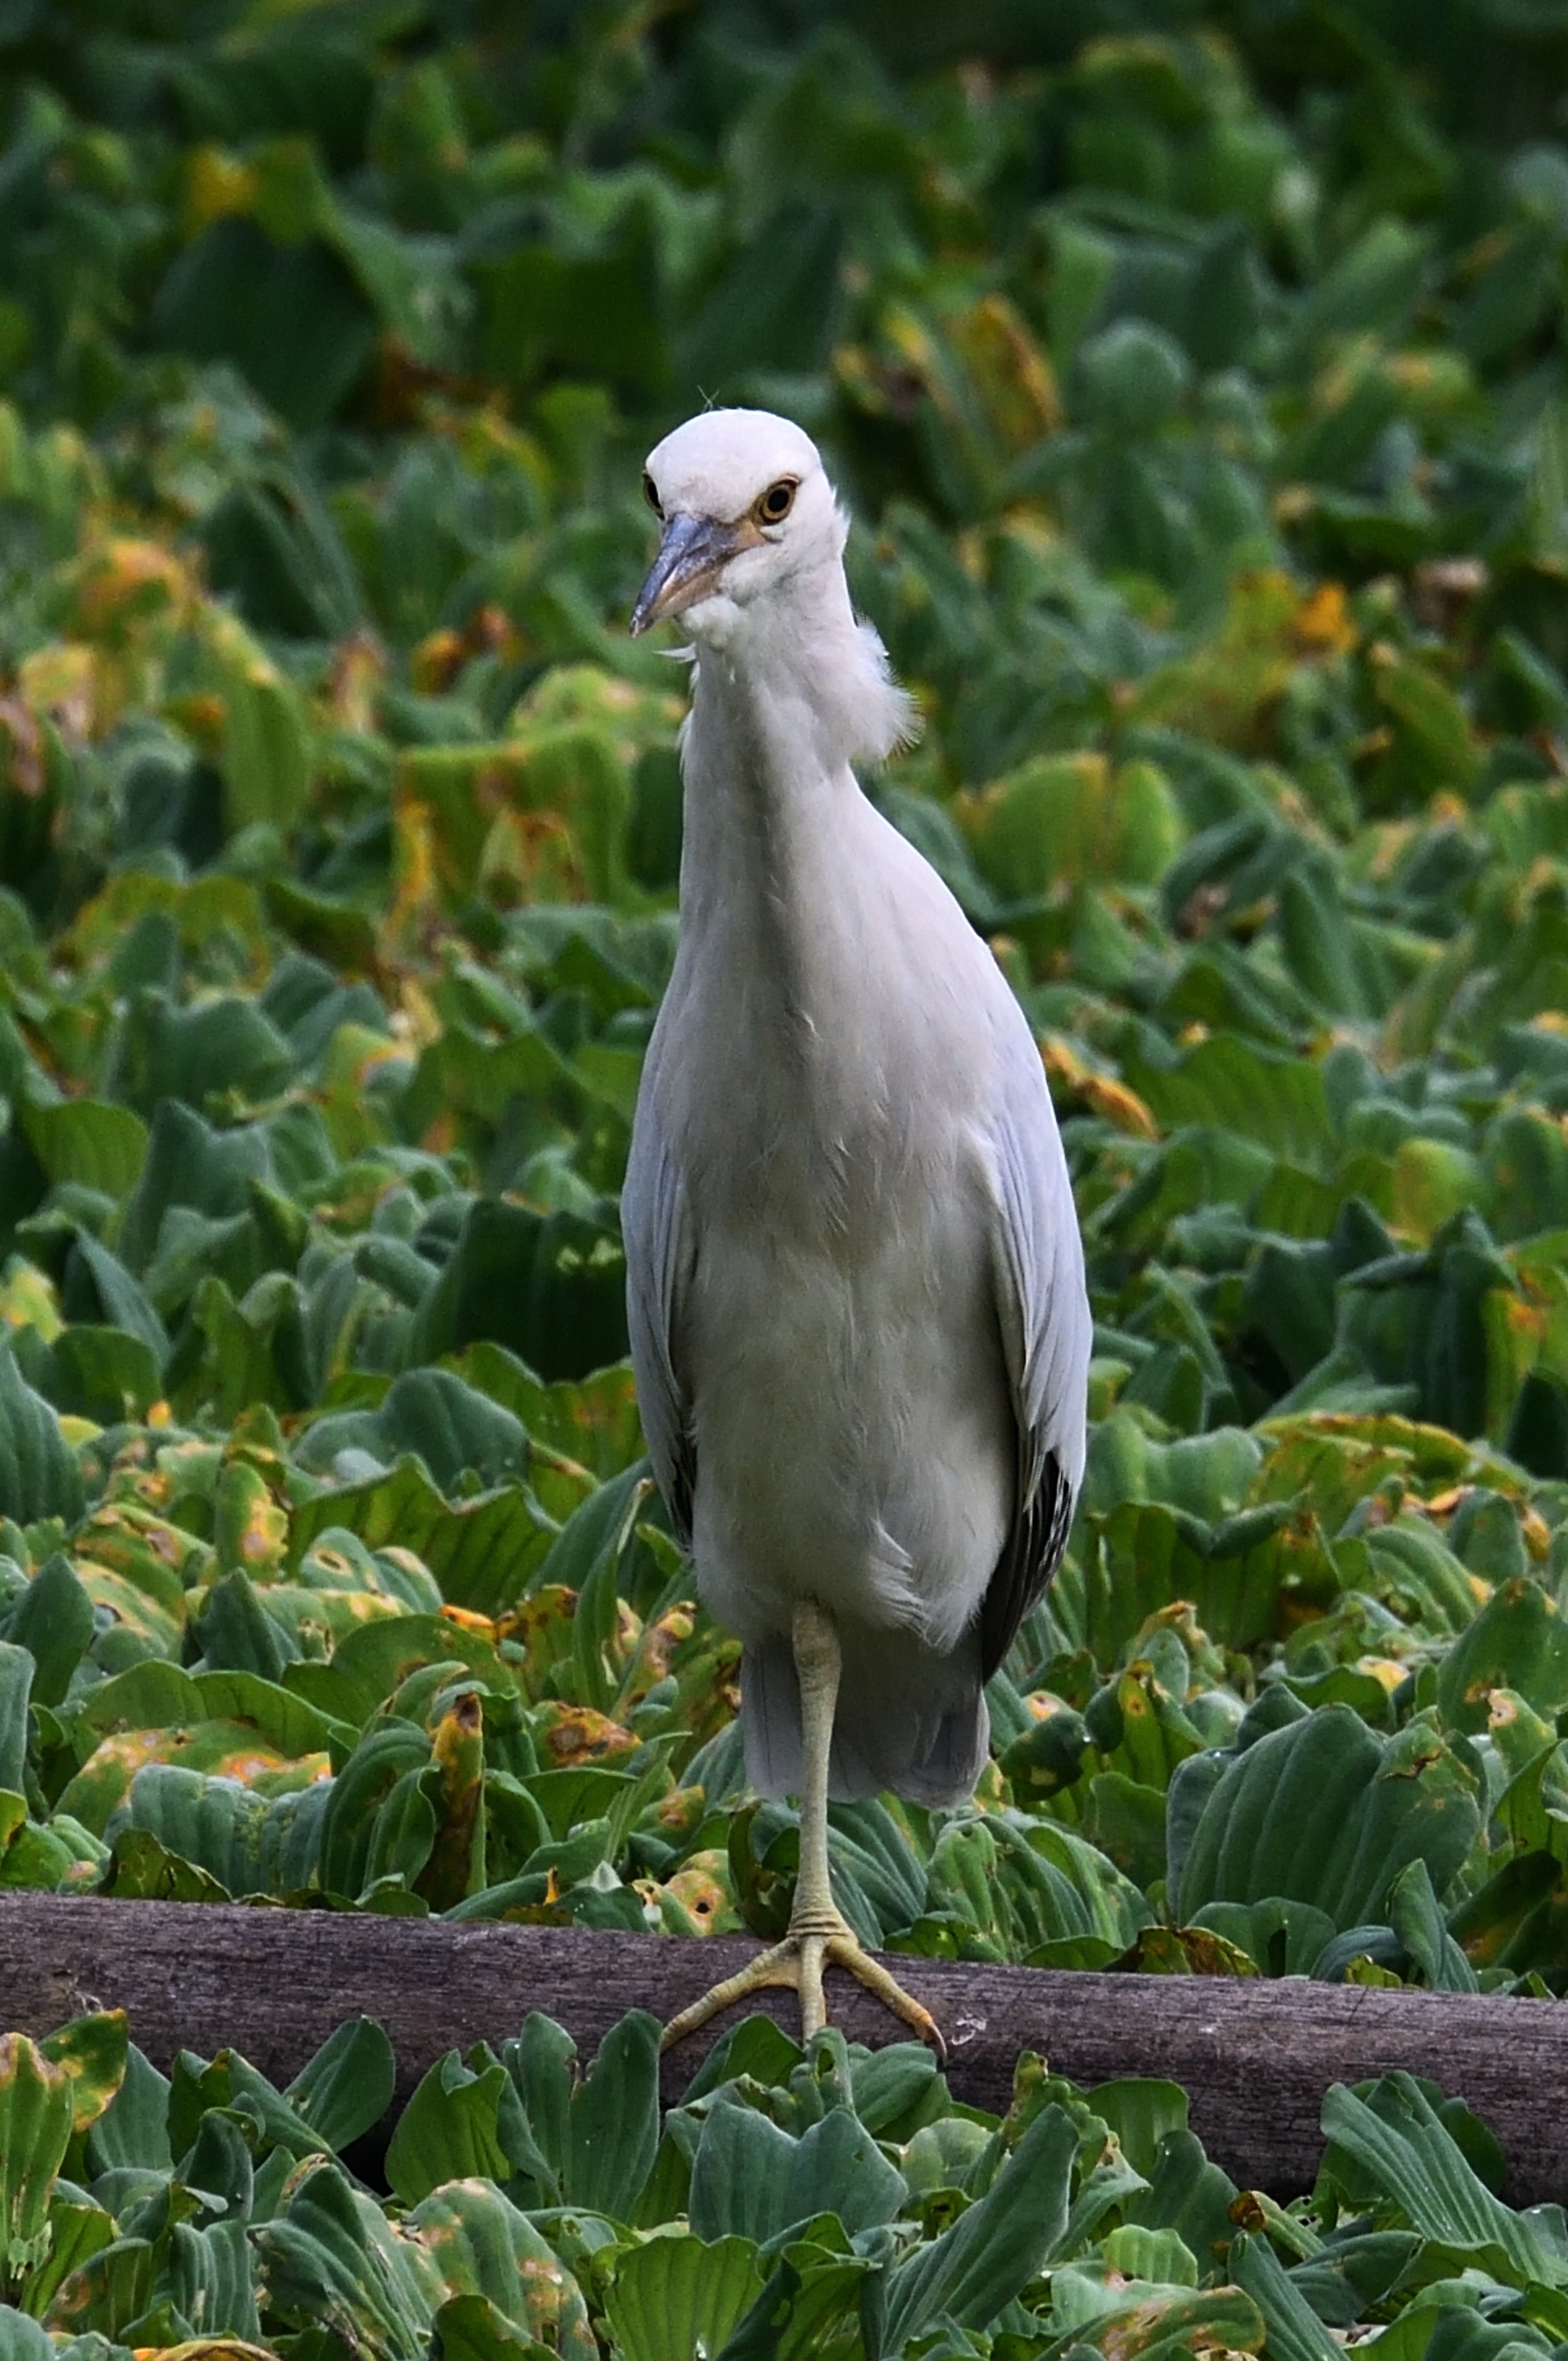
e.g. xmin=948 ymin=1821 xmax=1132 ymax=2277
xmin=675 ymin=555 xmax=912 ymax=936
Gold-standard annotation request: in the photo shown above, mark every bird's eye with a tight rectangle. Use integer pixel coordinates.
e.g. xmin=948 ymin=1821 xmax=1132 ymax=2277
xmin=757 ymin=478 xmax=797 ymax=524
xmin=643 ymin=472 xmax=664 ymax=519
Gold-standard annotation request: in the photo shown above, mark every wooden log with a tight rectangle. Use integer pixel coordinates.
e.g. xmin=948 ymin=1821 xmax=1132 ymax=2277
xmin=2 ymin=1893 xmax=1564 ymax=2203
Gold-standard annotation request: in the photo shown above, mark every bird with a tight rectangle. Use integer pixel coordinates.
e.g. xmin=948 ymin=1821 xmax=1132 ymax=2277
xmin=622 ymin=407 xmax=1091 ymax=2056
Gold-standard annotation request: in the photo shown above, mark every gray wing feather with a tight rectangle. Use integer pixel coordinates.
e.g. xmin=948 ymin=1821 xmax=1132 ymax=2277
xmin=980 ymin=1026 xmax=1092 ymax=1678
xmin=622 ymin=1095 xmax=695 ymax=1548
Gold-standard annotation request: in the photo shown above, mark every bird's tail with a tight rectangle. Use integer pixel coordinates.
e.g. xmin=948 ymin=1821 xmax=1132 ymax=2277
xmin=741 ymin=1623 xmax=987 ymax=1808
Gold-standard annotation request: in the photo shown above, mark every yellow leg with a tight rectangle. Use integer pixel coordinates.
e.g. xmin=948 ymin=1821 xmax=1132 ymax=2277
xmin=661 ymin=1597 xmax=945 ymax=2060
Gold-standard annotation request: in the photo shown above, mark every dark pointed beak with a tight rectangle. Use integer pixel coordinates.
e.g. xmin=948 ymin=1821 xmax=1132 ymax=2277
xmin=630 ymin=511 xmax=747 ymax=635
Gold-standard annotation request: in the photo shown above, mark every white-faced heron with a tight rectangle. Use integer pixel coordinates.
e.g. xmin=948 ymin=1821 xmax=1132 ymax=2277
xmin=624 ymin=408 xmax=1092 ymax=2054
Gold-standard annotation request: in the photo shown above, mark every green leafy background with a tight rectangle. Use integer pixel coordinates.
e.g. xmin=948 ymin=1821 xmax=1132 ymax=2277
xmin=6 ymin=0 xmax=1568 ymax=2347
xmin=4 ymin=1999 xmax=1564 ymax=2361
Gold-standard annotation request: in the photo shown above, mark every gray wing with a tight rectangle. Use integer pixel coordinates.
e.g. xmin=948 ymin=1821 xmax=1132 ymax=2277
xmin=622 ymin=1091 xmax=695 ymax=1549
xmin=979 ymin=1027 xmax=1093 ymax=1680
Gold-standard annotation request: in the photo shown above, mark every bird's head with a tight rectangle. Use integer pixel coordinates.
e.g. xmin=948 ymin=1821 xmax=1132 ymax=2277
xmin=630 ymin=409 xmax=842 ymax=640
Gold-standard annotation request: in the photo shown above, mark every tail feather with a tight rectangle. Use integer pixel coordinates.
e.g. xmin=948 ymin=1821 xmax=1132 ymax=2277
xmin=740 ymin=1622 xmax=987 ymax=1808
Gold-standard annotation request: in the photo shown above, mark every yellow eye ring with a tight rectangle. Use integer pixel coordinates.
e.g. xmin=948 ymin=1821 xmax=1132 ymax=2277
xmin=756 ymin=478 xmax=797 ymax=524
xmin=643 ymin=472 xmax=664 ymax=519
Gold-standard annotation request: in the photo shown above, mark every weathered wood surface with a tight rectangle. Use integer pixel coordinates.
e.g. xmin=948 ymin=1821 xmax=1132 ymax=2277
xmin=2 ymin=1893 xmax=1562 ymax=2201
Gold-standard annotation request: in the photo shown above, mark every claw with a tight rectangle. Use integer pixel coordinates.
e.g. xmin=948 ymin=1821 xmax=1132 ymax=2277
xmin=660 ymin=1918 xmax=945 ymax=2062
xmin=661 ymin=1601 xmax=947 ymax=2065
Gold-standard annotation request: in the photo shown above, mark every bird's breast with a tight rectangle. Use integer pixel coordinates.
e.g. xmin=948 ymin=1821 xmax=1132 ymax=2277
xmin=661 ymin=899 xmax=988 ymax=1252
xmin=680 ymin=1145 xmax=1012 ymax=1657
xmin=680 ymin=1003 xmax=935 ymax=1250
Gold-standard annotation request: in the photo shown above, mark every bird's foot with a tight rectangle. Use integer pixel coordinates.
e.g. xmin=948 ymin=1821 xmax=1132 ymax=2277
xmin=660 ymin=1906 xmax=945 ymax=2062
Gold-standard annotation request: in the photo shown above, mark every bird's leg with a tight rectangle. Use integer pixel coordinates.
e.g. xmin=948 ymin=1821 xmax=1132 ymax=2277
xmin=659 ymin=1596 xmax=945 ymax=2060
xmin=788 ymin=1588 xmax=848 ymax=2011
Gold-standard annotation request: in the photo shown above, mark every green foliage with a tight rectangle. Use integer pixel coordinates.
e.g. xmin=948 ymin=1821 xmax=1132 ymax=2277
xmin=5 ymin=2002 xmax=1564 ymax=2358
xmin=1 ymin=0 xmax=1567 ymax=1979
xmin=5 ymin=0 xmax=1568 ymax=2344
